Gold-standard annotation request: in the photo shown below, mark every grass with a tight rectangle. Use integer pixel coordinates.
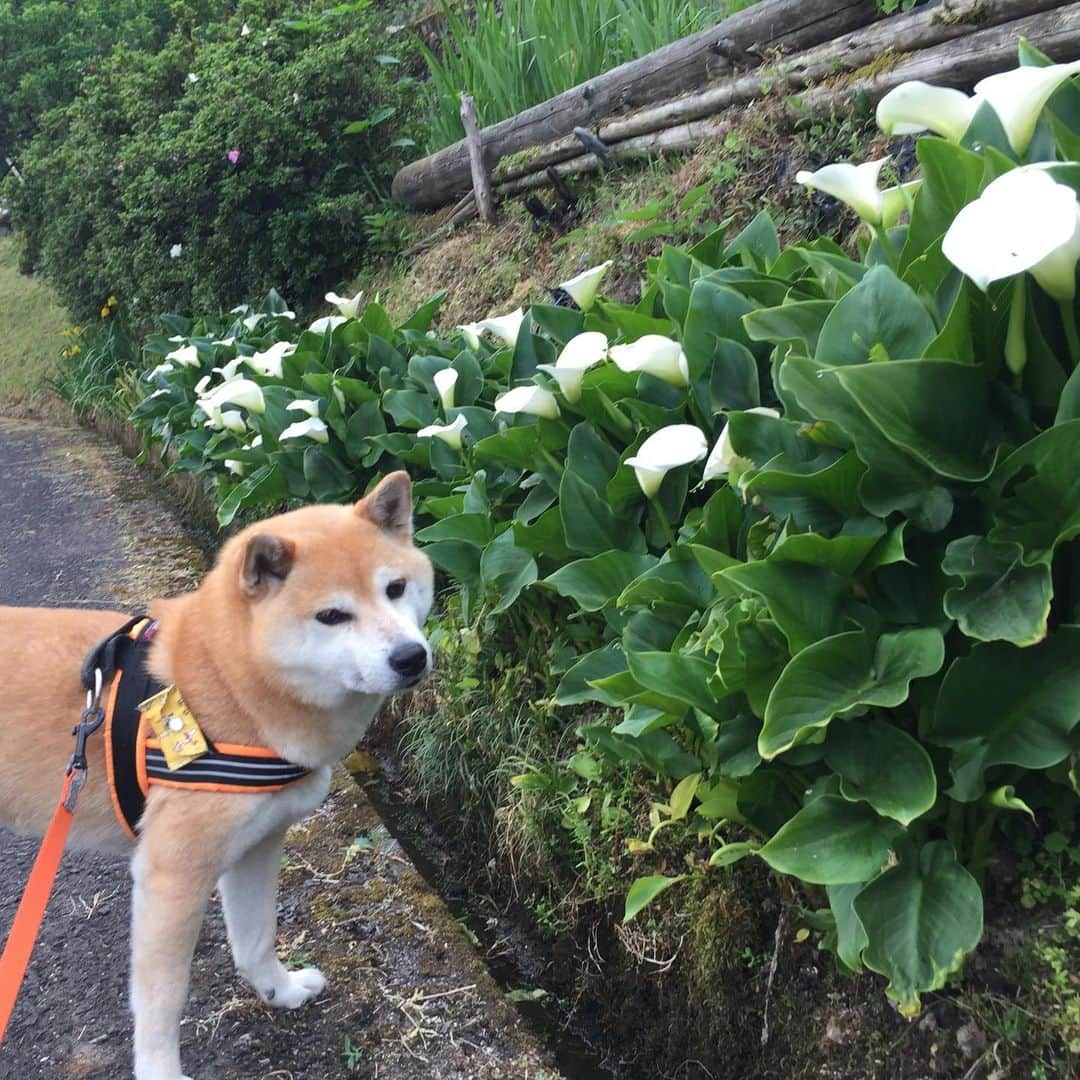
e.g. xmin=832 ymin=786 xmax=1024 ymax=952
xmin=419 ymin=0 xmax=761 ymax=151
xmin=0 ymin=236 xmax=71 ymax=412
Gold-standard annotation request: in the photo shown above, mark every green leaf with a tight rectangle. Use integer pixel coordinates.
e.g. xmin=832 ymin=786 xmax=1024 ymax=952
xmin=544 ymin=551 xmax=657 ymax=611
xmin=560 ymin=469 xmax=641 ymax=555
xmin=554 ymin=646 xmax=627 ymax=706
xmin=942 ymin=537 xmax=1052 ymax=646
xmin=743 ymin=299 xmax=834 ymax=355
xmin=721 ymin=560 xmax=848 ymax=654
xmin=827 ymin=883 xmax=869 ymax=974
xmin=987 ymin=420 xmax=1080 ymax=565
xmin=987 ymin=785 xmax=1035 ymax=820
xmin=709 ymin=841 xmax=760 ymax=868
xmin=760 ymin=629 xmax=945 ymax=759
xmin=626 ymin=651 xmax=719 ymax=717
xmin=825 ymin=717 xmax=937 ymax=826
xmin=815 ymin=266 xmax=937 ymax=367
xmin=758 ymin=796 xmax=897 ymax=885
xmin=854 ymin=840 xmax=983 ymax=1015
xmin=766 ymin=517 xmax=889 ymax=578
xmin=930 ymin=630 xmax=1080 ymax=799
xmin=833 ymin=360 xmax=991 ymax=482
xmin=624 ymin=874 xmax=685 ymax=923
xmin=480 ymin=531 xmax=537 ymax=613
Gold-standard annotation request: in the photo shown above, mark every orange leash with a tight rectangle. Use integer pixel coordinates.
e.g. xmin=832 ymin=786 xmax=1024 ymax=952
xmin=0 ymin=772 xmax=83 ymax=1043
xmin=0 ymin=670 xmax=105 ymax=1046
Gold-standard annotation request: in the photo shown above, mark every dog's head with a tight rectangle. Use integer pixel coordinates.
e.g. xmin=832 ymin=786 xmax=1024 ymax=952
xmin=229 ymin=471 xmax=434 ymax=707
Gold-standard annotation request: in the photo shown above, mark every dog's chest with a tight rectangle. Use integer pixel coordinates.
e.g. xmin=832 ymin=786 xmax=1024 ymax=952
xmin=223 ymin=765 xmax=333 ymax=866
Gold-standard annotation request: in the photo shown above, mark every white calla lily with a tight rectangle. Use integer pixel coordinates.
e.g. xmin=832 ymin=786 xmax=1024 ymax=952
xmin=457 ymin=322 xmax=483 ymax=350
xmin=165 ymin=344 xmax=200 ymax=367
xmin=974 ymin=60 xmax=1080 ymax=155
xmin=214 ymin=355 xmax=244 ymax=381
xmin=608 ymin=335 xmax=689 ymax=386
xmin=943 ymin=167 xmax=1080 ymax=299
xmin=703 ymin=407 xmax=781 ymax=482
xmin=880 ymin=180 xmax=923 ymax=229
xmin=624 ymin=424 xmax=708 ymax=498
xmin=537 ymin=331 xmax=609 ymax=403
xmin=241 ymin=312 xmax=264 ymax=331
xmin=417 ymin=413 xmax=468 ymax=450
xmin=194 ymin=375 xmax=212 ymax=395
xmin=875 ymin=81 xmax=979 ymax=143
xmin=494 ymin=384 xmax=561 ymax=419
xmin=279 ymin=416 xmax=330 ymax=443
xmin=225 ymin=459 xmax=247 ymax=477
xmin=325 ymin=289 xmax=364 ymax=318
xmin=212 ymin=336 xmax=236 ymax=347
xmin=308 ymin=315 xmax=347 ymax=334
xmin=198 ymin=377 xmax=266 ymax=416
xmin=477 ymin=308 xmax=526 ymax=347
xmin=245 ymin=340 xmax=296 ymax=379
xmin=286 ymin=398 xmax=320 ymax=418
xmin=147 ymin=361 xmax=175 ymax=379
xmin=557 ymin=261 xmax=612 ymax=311
xmin=433 ymin=368 xmax=458 ymax=412
xmin=795 ymin=159 xmax=889 ymax=225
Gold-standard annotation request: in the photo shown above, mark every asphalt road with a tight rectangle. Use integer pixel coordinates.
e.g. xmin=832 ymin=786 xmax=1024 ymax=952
xmin=0 ymin=417 xmax=558 ymax=1080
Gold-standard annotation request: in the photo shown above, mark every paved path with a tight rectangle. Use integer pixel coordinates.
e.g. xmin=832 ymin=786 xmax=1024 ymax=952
xmin=0 ymin=417 xmax=559 ymax=1080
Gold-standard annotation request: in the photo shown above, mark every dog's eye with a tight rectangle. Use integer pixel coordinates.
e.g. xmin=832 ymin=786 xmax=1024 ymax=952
xmin=386 ymin=579 xmax=407 ymax=600
xmin=315 ymin=608 xmax=353 ymax=626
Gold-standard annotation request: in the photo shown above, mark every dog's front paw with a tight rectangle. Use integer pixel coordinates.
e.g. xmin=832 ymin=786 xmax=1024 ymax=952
xmin=259 ymin=966 xmax=327 ymax=1009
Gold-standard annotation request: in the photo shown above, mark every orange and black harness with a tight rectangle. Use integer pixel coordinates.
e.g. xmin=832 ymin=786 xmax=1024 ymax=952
xmin=0 ymin=616 xmax=310 ymax=1043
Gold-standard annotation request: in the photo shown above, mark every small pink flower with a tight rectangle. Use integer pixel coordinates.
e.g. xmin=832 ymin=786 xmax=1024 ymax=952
xmin=227 ymin=149 xmax=240 ymax=164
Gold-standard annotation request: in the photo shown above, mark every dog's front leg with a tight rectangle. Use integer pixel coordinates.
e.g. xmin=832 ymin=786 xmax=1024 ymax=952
xmin=218 ymin=829 xmax=327 ymax=1009
xmin=130 ymin=841 xmax=218 ymax=1080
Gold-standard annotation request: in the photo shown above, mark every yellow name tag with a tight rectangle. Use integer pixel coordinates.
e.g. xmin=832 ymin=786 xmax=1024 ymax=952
xmin=139 ymin=686 xmax=209 ymax=771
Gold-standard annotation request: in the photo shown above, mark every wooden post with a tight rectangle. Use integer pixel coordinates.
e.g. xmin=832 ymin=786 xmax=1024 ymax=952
xmin=460 ymin=93 xmax=495 ymax=224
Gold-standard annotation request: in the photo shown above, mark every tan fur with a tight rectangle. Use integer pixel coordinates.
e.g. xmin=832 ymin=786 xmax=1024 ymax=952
xmin=0 ymin=473 xmax=433 ymax=1080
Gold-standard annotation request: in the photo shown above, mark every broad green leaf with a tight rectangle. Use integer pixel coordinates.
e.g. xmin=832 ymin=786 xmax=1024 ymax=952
xmin=930 ymin=629 xmax=1080 ymax=799
xmin=824 ymin=717 xmax=937 ymax=825
xmin=833 ymin=360 xmax=991 ymax=482
xmin=544 ymin=552 xmax=657 ymax=612
xmin=624 ymin=874 xmax=685 ymax=922
xmin=758 ymin=796 xmax=897 ymax=885
xmin=743 ymin=299 xmax=834 ymax=355
xmin=480 ymin=531 xmax=537 ymax=613
xmin=627 ymin=651 xmax=720 ymax=717
xmin=987 ymin=420 xmax=1080 ymax=565
xmin=709 ymin=841 xmax=759 ymax=867
xmin=815 ymin=266 xmax=937 ymax=367
xmin=766 ymin=517 xmax=889 ymax=578
xmin=724 ymin=209 xmax=779 ymax=271
xmin=942 ymin=536 xmax=1052 ymax=646
xmin=554 ymin=645 xmax=627 ymax=706
xmin=760 ymin=629 xmax=945 ymax=759
xmin=665 ymin=772 xmax=701 ymax=820
xmin=560 ymin=469 xmax=641 ymax=555
xmin=854 ymin=840 xmax=983 ymax=1015
xmin=721 ymin=560 xmax=848 ymax=654
xmin=416 ymin=514 xmax=494 ymax=547
xmin=827 ymin=882 xmax=869 ymax=974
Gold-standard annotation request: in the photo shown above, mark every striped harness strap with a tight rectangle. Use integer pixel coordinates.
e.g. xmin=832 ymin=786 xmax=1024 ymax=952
xmin=86 ymin=617 xmax=310 ymax=841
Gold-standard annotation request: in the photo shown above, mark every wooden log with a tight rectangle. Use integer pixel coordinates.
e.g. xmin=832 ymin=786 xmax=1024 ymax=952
xmin=491 ymin=2 xmax=1080 ymax=199
xmin=460 ymin=93 xmax=495 ymax=224
xmin=393 ymin=0 xmax=882 ymax=209
xmin=492 ymin=0 xmax=1069 ymax=185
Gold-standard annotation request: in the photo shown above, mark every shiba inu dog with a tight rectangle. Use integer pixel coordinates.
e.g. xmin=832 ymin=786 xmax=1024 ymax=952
xmin=0 ymin=472 xmax=433 ymax=1080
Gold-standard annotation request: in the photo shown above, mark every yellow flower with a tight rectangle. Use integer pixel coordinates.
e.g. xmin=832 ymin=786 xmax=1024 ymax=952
xmin=100 ymin=305 xmax=110 ymax=319
xmin=107 ymin=295 xmax=118 ymax=308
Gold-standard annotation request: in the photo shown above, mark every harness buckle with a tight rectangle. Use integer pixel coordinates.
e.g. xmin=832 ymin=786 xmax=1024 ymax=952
xmin=67 ymin=668 xmax=105 ymax=776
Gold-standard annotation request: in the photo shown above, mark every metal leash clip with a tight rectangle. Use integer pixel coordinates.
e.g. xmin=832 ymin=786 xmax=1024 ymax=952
xmin=65 ymin=668 xmax=105 ymax=811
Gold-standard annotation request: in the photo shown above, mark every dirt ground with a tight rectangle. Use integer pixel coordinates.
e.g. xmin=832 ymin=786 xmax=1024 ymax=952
xmin=0 ymin=415 xmax=561 ymax=1080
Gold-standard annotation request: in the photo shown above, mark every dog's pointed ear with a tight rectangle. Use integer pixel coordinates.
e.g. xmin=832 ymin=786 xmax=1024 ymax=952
xmin=241 ymin=533 xmax=295 ymax=594
xmin=357 ymin=471 xmax=413 ymax=540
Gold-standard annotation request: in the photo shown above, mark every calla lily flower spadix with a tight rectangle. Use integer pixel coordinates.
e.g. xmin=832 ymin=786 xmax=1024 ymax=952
xmin=624 ymin=424 xmax=708 ymax=499
xmin=325 ymin=289 xmax=364 ymax=318
xmin=703 ymin=407 xmax=782 ymax=483
xmin=279 ymin=416 xmax=330 ymax=444
xmin=494 ymin=385 xmax=561 ymax=419
xmin=245 ymin=340 xmax=297 ymax=379
xmin=433 ymin=368 xmax=458 ymax=412
xmin=795 ymin=159 xmax=889 ymax=226
xmin=417 ymin=413 xmax=468 ymax=450
xmin=608 ymin=335 xmax=690 ymax=387
xmin=537 ymin=332 xmax=609 ymax=403
xmin=556 ymin=261 xmax=613 ymax=311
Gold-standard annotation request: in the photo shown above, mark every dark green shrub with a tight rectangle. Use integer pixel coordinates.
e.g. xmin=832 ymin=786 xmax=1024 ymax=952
xmin=8 ymin=4 xmax=424 ymax=323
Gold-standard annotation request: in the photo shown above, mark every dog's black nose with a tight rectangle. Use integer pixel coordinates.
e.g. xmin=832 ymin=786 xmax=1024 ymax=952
xmin=389 ymin=642 xmax=428 ymax=679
